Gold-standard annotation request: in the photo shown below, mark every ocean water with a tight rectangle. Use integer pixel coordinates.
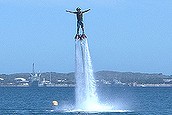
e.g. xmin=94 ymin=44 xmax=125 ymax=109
xmin=0 ymin=87 xmax=172 ymax=115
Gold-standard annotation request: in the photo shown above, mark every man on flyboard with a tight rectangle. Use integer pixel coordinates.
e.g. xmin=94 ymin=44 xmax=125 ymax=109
xmin=66 ymin=7 xmax=90 ymax=40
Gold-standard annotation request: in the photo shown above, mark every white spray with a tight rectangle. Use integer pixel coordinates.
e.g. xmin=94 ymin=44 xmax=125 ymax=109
xmin=75 ymin=39 xmax=99 ymax=110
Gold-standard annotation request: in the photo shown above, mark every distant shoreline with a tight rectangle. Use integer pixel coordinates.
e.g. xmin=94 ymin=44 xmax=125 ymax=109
xmin=0 ymin=84 xmax=172 ymax=87
xmin=0 ymin=71 xmax=172 ymax=87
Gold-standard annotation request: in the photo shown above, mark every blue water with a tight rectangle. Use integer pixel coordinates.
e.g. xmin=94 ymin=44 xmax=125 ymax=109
xmin=0 ymin=87 xmax=172 ymax=115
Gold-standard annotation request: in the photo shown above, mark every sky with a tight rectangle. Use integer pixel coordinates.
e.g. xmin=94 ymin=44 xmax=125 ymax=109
xmin=0 ymin=0 xmax=172 ymax=75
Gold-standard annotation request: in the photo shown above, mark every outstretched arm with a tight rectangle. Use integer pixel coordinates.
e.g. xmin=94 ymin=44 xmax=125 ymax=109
xmin=82 ymin=9 xmax=91 ymax=13
xmin=66 ymin=10 xmax=77 ymax=14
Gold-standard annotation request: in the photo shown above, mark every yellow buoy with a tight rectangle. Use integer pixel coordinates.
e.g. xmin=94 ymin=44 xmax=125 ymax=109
xmin=52 ymin=101 xmax=58 ymax=106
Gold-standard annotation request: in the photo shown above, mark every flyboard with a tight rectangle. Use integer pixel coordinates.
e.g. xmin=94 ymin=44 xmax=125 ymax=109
xmin=75 ymin=34 xmax=87 ymax=40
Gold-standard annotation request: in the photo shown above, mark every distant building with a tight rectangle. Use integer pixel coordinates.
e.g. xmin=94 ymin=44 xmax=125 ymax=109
xmin=14 ymin=78 xmax=26 ymax=82
xmin=14 ymin=78 xmax=29 ymax=86
xmin=29 ymin=63 xmax=41 ymax=87
xmin=0 ymin=78 xmax=4 ymax=85
xmin=163 ymin=78 xmax=172 ymax=83
xmin=0 ymin=78 xmax=4 ymax=81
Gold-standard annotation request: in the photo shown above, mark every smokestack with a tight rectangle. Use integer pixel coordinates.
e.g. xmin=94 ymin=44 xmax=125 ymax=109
xmin=32 ymin=63 xmax=35 ymax=74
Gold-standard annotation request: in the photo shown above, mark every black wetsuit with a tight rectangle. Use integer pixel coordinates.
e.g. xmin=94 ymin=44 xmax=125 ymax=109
xmin=75 ymin=11 xmax=84 ymax=34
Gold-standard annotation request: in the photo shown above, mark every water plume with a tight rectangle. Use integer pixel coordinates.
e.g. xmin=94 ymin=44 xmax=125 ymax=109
xmin=75 ymin=39 xmax=99 ymax=110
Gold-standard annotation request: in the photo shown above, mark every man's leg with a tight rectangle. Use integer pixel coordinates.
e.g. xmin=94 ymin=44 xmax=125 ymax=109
xmin=80 ymin=22 xmax=87 ymax=38
xmin=77 ymin=28 xmax=79 ymax=35
xmin=75 ymin=22 xmax=80 ymax=39
xmin=81 ymin=22 xmax=84 ymax=34
xmin=77 ymin=22 xmax=80 ymax=35
xmin=81 ymin=27 xmax=85 ymax=34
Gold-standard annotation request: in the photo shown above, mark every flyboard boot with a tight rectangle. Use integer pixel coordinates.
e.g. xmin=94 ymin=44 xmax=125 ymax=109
xmin=75 ymin=34 xmax=81 ymax=40
xmin=80 ymin=34 xmax=87 ymax=40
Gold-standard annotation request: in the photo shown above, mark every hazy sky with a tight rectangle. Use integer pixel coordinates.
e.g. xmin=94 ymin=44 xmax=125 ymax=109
xmin=0 ymin=0 xmax=172 ymax=75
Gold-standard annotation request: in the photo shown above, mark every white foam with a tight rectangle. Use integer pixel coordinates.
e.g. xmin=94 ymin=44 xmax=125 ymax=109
xmin=75 ymin=39 xmax=99 ymax=110
xmin=65 ymin=109 xmax=132 ymax=113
